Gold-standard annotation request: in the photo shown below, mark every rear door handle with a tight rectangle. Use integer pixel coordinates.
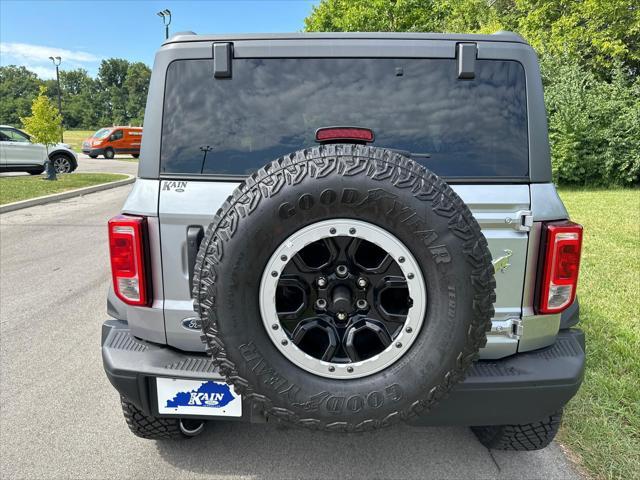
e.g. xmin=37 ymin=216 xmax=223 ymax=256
xmin=187 ymin=226 xmax=204 ymax=296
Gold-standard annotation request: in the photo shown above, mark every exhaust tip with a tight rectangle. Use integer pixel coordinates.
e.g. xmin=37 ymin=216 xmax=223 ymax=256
xmin=179 ymin=419 xmax=205 ymax=437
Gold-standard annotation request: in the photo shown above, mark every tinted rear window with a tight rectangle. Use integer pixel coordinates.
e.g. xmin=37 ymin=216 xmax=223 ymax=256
xmin=161 ymin=58 xmax=528 ymax=178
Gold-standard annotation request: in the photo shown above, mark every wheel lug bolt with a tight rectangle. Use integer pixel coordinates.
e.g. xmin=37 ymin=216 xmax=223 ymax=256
xmin=395 ymin=342 xmax=403 ymax=348
xmin=336 ymin=265 xmax=348 ymax=278
xmin=398 ymin=256 xmax=405 ymax=263
xmin=349 ymin=227 xmax=356 ymax=235
xmin=281 ymin=339 xmax=288 ymax=346
xmin=407 ymin=273 xmax=414 ymax=280
xmin=357 ymin=277 xmax=367 ymax=288
xmin=315 ymin=298 xmax=327 ymax=310
xmin=347 ymin=366 xmax=354 ymax=373
xmin=356 ymin=299 xmax=368 ymax=310
xmin=337 ymin=312 xmax=347 ymax=321
xmin=317 ymin=276 xmax=327 ymax=288
xmin=405 ymin=326 xmax=413 ymax=333
xmin=328 ymin=366 xmax=335 ymax=372
xmin=272 ymin=324 xmax=279 ymax=330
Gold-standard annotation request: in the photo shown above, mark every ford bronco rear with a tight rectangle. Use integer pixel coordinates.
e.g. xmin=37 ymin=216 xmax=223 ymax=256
xmin=102 ymin=31 xmax=585 ymax=448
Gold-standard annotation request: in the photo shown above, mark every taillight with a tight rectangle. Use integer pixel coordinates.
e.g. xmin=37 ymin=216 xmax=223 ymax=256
xmin=315 ymin=127 xmax=375 ymax=144
xmin=108 ymin=215 xmax=150 ymax=306
xmin=537 ymin=221 xmax=583 ymax=314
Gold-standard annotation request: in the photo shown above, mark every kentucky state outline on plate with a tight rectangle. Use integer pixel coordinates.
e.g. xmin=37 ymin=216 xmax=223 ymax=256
xmin=166 ymin=381 xmax=235 ymax=408
xmin=157 ymin=378 xmax=242 ymax=417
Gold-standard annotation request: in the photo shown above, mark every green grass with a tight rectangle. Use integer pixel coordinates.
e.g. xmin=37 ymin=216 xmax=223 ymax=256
xmin=63 ymin=130 xmax=94 ymax=151
xmin=557 ymin=188 xmax=640 ymax=480
xmin=0 ymin=173 xmax=128 ymax=205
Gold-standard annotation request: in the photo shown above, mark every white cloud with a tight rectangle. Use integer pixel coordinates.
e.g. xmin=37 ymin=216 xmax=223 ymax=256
xmin=0 ymin=42 xmax=100 ymax=78
xmin=0 ymin=42 xmax=98 ymax=63
xmin=27 ymin=65 xmax=58 ymax=80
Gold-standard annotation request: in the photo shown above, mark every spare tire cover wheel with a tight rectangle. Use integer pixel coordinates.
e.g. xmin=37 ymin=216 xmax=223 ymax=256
xmin=193 ymin=145 xmax=495 ymax=431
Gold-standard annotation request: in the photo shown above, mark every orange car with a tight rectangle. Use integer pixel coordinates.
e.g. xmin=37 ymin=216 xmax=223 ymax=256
xmin=82 ymin=126 xmax=143 ymax=159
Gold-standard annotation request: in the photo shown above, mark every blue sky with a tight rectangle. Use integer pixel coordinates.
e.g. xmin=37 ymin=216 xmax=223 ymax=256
xmin=0 ymin=0 xmax=317 ymax=79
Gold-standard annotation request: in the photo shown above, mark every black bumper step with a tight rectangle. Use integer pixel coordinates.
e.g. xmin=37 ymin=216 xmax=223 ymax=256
xmin=102 ymin=320 xmax=585 ymax=426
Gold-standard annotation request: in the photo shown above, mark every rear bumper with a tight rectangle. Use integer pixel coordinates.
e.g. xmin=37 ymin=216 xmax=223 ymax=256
xmin=102 ymin=320 xmax=585 ymax=426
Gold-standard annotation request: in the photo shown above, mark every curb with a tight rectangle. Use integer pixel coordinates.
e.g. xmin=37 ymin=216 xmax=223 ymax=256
xmin=0 ymin=175 xmax=135 ymax=214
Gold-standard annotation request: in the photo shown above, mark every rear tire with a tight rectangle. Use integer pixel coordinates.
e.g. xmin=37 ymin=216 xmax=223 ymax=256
xmin=132 ymin=153 xmax=140 ymax=159
xmin=120 ymin=396 xmax=205 ymax=440
xmin=472 ymin=410 xmax=563 ymax=451
xmin=89 ymin=154 xmax=98 ymax=159
xmin=104 ymin=148 xmax=115 ymax=159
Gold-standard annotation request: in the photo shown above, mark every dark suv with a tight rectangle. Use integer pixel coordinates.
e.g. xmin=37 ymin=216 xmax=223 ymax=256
xmin=102 ymin=31 xmax=585 ymax=449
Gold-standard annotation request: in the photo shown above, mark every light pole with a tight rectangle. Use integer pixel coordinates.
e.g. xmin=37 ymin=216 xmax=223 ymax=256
xmin=157 ymin=9 xmax=172 ymax=40
xmin=48 ymin=56 xmax=63 ymax=143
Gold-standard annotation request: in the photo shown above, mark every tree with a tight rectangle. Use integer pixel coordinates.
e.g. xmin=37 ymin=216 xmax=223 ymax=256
xmin=304 ymin=0 xmax=640 ymax=79
xmin=97 ymin=58 xmax=131 ymax=125
xmin=60 ymin=69 xmax=99 ymax=129
xmin=21 ymin=86 xmax=63 ymax=180
xmin=1 ymin=59 xmax=151 ymax=130
xmin=0 ymin=66 xmax=42 ymax=126
xmin=493 ymin=0 xmax=640 ymax=79
xmin=124 ymin=62 xmax=151 ymax=125
xmin=304 ymin=0 xmax=497 ymax=34
xmin=541 ymin=57 xmax=640 ymax=185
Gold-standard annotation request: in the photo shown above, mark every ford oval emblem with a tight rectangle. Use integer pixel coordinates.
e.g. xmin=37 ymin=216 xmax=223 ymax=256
xmin=182 ymin=317 xmax=202 ymax=331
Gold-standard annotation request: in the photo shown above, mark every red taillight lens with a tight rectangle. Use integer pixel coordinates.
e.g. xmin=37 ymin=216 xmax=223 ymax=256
xmin=537 ymin=221 xmax=583 ymax=314
xmin=315 ymin=127 xmax=375 ymax=143
xmin=108 ymin=215 xmax=150 ymax=306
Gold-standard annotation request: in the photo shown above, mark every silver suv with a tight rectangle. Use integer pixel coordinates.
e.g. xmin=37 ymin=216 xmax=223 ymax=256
xmin=0 ymin=125 xmax=78 ymax=174
xmin=102 ymin=32 xmax=585 ymax=449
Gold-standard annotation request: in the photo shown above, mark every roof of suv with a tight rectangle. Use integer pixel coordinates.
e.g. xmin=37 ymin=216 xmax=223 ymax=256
xmin=163 ymin=31 xmax=527 ymax=46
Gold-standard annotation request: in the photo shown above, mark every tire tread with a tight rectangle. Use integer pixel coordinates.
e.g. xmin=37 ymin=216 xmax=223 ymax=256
xmin=193 ymin=145 xmax=496 ymax=431
xmin=120 ymin=396 xmax=184 ymax=440
xmin=472 ymin=410 xmax=563 ymax=451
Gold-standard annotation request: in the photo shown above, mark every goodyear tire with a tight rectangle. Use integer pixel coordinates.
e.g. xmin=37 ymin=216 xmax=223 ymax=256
xmin=472 ymin=410 xmax=563 ymax=450
xmin=120 ymin=396 xmax=205 ymax=440
xmin=193 ymin=145 xmax=495 ymax=431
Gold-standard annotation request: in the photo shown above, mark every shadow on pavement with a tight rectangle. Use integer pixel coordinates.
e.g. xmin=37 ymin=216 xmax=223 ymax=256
xmin=154 ymin=421 xmax=571 ymax=480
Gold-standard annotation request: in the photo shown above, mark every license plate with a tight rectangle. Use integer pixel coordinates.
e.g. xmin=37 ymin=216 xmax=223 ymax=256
xmin=156 ymin=378 xmax=242 ymax=417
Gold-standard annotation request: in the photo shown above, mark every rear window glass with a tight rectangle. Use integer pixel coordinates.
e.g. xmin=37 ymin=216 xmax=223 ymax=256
xmin=161 ymin=58 xmax=528 ymax=178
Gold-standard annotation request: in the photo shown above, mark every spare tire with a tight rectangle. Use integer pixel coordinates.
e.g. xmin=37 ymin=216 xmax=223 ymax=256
xmin=193 ymin=145 xmax=495 ymax=431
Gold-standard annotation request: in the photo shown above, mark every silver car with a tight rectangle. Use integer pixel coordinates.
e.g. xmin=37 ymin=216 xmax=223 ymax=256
xmin=0 ymin=125 xmax=78 ymax=174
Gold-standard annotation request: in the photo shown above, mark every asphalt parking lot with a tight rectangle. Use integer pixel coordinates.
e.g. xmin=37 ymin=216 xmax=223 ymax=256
xmin=0 ymin=153 xmax=138 ymax=177
xmin=0 ymin=185 xmax=583 ymax=479
xmin=75 ymin=154 xmax=139 ymax=176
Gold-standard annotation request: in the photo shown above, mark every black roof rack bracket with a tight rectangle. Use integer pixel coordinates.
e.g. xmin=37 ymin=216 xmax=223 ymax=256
xmin=457 ymin=43 xmax=477 ymax=80
xmin=213 ymin=42 xmax=233 ymax=78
